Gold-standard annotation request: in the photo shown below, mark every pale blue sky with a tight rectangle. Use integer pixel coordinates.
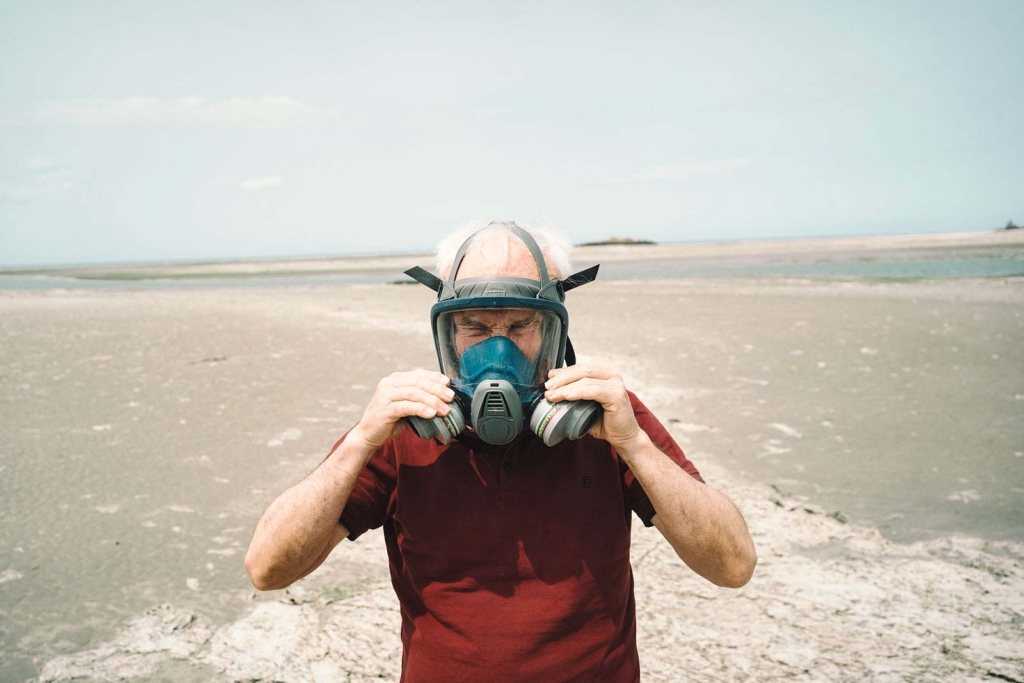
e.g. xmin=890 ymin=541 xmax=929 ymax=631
xmin=1 ymin=0 xmax=1022 ymax=267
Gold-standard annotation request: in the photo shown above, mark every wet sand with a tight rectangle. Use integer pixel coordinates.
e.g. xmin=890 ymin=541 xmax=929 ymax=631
xmin=2 ymin=234 xmax=1023 ymax=681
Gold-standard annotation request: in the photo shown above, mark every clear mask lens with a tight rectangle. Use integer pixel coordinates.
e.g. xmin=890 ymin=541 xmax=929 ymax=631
xmin=435 ymin=307 xmax=563 ymax=398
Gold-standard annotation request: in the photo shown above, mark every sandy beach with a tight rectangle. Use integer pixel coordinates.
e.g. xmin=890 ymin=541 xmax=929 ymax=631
xmin=2 ymin=232 xmax=1023 ymax=681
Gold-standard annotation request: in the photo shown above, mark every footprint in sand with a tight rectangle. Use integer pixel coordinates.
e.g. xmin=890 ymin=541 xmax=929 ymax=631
xmin=267 ymin=428 xmax=302 ymax=447
xmin=0 ymin=569 xmax=24 ymax=584
xmin=768 ymin=423 xmax=803 ymax=439
xmin=947 ymin=490 xmax=981 ymax=504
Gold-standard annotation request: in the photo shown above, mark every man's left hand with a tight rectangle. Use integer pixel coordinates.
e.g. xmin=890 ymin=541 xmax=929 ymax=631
xmin=544 ymin=365 xmax=640 ymax=451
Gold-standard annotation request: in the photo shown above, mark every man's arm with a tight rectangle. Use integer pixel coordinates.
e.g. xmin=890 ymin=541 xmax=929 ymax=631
xmin=543 ymin=365 xmax=757 ymax=588
xmin=244 ymin=369 xmax=454 ymax=591
xmin=244 ymin=435 xmax=370 ymax=591
xmin=622 ymin=431 xmax=756 ymax=588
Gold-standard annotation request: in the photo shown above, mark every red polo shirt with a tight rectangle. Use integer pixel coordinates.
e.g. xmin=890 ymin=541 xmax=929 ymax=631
xmin=336 ymin=392 xmax=701 ymax=682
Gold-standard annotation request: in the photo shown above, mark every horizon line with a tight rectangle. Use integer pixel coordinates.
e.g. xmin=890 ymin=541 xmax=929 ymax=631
xmin=0 ymin=226 xmax=1013 ymax=273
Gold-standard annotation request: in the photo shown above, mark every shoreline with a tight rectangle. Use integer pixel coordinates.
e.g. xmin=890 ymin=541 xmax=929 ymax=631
xmin=3 ymin=230 xmax=1022 ymax=282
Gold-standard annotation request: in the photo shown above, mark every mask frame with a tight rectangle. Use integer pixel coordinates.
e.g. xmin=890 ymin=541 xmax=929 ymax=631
xmin=431 ymin=296 xmax=569 ymax=392
xmin=403 ymin=222 xmax=601 ymax=446
xmin=405 ymin=222 xmax=599 ymax=369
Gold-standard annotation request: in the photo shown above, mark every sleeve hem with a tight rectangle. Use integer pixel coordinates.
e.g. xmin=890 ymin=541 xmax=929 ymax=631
xmin=339 ymin=511 xmax=369 ymax=541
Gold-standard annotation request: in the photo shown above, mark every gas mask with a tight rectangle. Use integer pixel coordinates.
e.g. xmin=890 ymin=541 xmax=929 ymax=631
xmin=402 ymin=222 xmax=601 ymax=447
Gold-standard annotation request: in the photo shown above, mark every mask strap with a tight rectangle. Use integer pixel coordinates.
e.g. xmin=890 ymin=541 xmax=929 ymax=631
xmin=540 ymin=264 xmax=600 ymax=302
xmin=565 ymin=337 xmax=577 ymax=366
xmin=404 ymin=266 xmax=442 ymax=292
xmin=560 ymin=264 xmax=599 ymax=292
xmin=505 ymin=223 xmax=550 ymax=286
xmin=444 ymin=222 xmax=552 ymax=300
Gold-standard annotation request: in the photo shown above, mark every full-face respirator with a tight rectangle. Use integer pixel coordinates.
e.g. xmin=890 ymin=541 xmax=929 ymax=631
xmin=402 ymin=223 xmax=601 ymax=447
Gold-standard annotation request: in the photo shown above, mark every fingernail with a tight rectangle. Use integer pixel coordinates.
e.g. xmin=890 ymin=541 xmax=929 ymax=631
xmin=544 ymin=380 xmax=552 ymax=388
xmin=445 ymin=389 xmax=455 ymax=399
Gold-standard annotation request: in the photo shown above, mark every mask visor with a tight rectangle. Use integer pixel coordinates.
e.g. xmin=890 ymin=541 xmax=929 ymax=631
xmin=435 ymin=306 xmax=564 ymax=399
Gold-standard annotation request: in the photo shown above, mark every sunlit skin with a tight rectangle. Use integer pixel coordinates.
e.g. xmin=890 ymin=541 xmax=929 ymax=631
xmin=443 ymin=239 xmax=541 ymax=281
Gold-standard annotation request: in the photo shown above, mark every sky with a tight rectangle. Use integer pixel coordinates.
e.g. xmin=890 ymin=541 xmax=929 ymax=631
xmin=1 ymin=0 xmax=1022 ymax=267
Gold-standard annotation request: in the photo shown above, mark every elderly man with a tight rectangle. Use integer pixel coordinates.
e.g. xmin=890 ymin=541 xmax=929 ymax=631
xmin=245 ymin=222 xmax=756 ymax=681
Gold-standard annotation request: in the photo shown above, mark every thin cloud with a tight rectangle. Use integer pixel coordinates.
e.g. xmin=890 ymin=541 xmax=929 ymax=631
xmin=0 ymin=176 xmax=72 ymax=204
xmin=0 ymin=157 xmax=71 ymax=203
xmin=239 ymin=176 xmax=283 ymax=192
xmin=32 ymin=96 xmax=335 ymax=128
xmin=597 ymin=159 xmax=751 ymax=185
xmin=28 ymin=156 xmax=61 ymax=171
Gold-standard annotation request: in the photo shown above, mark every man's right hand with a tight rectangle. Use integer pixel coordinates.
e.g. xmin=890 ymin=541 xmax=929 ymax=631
xmin=350 ymin=370 xmax=455 ymax=450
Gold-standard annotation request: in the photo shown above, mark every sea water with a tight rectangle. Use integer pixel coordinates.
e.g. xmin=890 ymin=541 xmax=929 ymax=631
xmin=2 ymin=255 xmax=1022 ymax=290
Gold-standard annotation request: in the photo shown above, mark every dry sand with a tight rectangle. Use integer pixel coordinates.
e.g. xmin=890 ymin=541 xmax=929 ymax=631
xmin=2 ymin=234 xmax=1023 ymax=682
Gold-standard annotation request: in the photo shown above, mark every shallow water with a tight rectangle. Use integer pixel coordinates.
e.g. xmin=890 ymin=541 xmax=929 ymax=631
xmin=600 ymin=254 xmax=1024 ymax=280
xmin=0 ymin=270 xmax=396 ymax=291
xmin=2 ymin=248 xmax=1023 ymax=292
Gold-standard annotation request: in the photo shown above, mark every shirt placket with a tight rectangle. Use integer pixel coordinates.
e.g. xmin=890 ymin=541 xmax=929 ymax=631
xmin=499 ymin=451 xmax=518 ymax=502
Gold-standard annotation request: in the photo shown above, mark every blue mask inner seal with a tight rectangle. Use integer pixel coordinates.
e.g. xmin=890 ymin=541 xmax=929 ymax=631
xmin=454 ymin=336 xmax=540 ymax=405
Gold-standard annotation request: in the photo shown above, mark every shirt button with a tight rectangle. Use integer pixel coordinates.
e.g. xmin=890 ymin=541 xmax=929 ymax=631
xmin=502 ymin=461 xmax=513 ymax=472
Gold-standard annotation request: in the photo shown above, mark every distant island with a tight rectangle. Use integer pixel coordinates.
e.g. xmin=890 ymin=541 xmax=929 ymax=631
xmin=578 ymin=237 xmax=657 ymax=246
xmin=1003 ymin=220 xmax=1019 ymax=231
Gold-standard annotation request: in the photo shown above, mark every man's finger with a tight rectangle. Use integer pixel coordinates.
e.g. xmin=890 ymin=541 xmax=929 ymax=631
xmin=545 ymin=365 xmax=616 ymax=390
xmin=545 ymin=376 xmax=622 ymax=407
xmin=386 ymin=369 xmax=450 ymax=388
xmin=412 ymin=375 xmax=456 ymax=401
xmin=384 ymin=385 xmax=452 ymax=414
xmin=386 ymin=399 xmax=440 ymax=421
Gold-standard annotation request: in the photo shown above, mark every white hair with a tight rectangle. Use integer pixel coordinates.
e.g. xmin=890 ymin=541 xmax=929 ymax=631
xmin=435 ymin=220 xmax=573 ymax=280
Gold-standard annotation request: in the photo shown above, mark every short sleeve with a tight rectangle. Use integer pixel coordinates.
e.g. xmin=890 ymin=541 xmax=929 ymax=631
xmin=328 ymin=432 xmax=398 ymax=541
xmin=620 ymin=391 xmax=704 ymax=527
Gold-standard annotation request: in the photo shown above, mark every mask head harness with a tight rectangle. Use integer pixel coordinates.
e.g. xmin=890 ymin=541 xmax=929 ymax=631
xmin=404 ymin=222 xmax=600 ymax=446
